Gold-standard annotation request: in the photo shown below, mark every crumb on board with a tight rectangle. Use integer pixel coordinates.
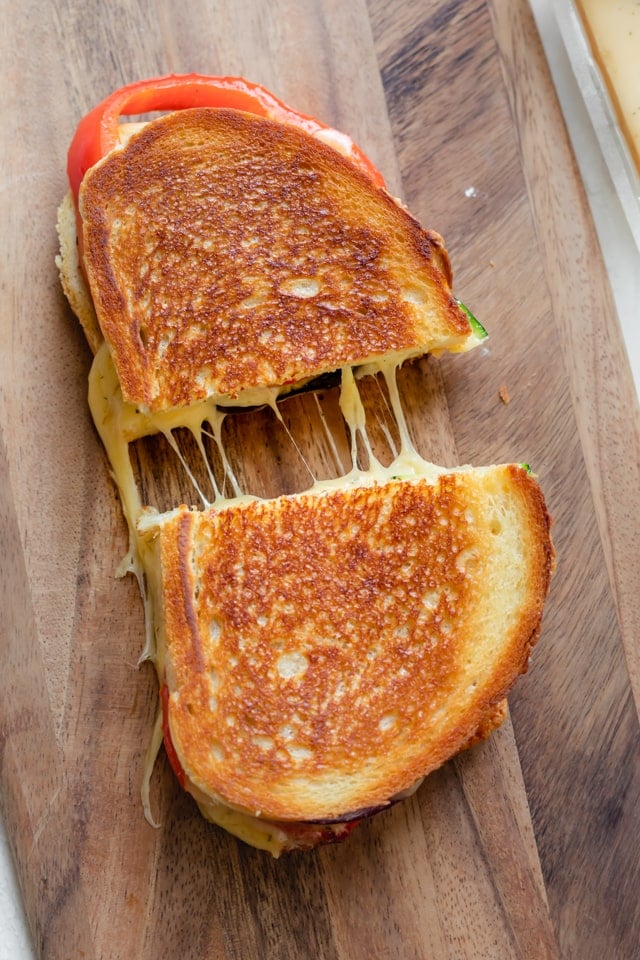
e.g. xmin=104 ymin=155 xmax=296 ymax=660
xmin=489 ymin=259 xmax=495 ymax=267
xmin=498 ymin=384 xmax=510 ymax=404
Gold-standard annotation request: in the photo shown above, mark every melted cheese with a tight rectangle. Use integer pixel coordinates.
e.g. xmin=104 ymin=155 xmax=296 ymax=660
xmin=141 ymin=704 xmax=164 ymax=827
xmin=89 ymin=342 xmax=455 ymax=518
xmin=188 ymin=784 xmax=291 ymax=856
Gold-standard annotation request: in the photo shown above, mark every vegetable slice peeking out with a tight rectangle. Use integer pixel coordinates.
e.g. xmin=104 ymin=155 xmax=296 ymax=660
xmin=67 ymin=73 xmax=386 ymax=199
xmin=456 ymin=299 xmax=488 ymax=341
xmin=160 ymin=683 xmax=186 ymax=789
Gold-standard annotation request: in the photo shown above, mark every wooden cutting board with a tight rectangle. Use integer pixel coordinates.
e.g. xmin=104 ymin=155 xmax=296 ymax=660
xmin=1 ymin=0 xmax=639 ymax=957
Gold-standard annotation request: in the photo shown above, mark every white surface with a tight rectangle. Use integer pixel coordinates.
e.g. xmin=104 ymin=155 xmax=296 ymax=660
xmin=0 ymin=817 xmax=32 ymax=959
xmin=1 ymin=2 xmax=638 ymax=955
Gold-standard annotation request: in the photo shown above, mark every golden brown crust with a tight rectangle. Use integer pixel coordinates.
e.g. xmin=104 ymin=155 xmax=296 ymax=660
xmin=149 ymin=464 xmax=553 ymax=822
xmin=461 ymin=698 xmax=508 ymax=750
xmin=79 ymin=108 xmax=471 ymax=411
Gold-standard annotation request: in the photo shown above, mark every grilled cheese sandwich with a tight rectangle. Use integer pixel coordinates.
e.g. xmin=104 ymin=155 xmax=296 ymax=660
xmin=57 ymin=76 xmax=553 ymax=854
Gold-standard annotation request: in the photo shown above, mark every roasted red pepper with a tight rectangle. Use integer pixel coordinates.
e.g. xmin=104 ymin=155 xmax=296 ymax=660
xmin=160 ymin=682 xmax=186 ymax=789
xmin=67 ymin=73 xmax=385 ymax=198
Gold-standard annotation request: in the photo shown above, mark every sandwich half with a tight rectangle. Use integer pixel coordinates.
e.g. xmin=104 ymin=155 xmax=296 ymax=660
xmin=138 ymin=462 xmax=553 ymax=856
xmin=57 ymin=76 xmax=485 ymax=422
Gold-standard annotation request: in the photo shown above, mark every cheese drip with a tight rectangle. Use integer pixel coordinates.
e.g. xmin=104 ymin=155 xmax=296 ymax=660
xmin=88 ymin=343 xmax=253 ymax=661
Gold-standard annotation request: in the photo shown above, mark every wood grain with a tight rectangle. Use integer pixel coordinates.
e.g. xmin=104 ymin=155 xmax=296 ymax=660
xmin=0 ymin=0 xmax=638 ymax=957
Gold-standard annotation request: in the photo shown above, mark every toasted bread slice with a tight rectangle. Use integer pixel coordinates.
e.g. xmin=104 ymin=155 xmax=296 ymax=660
xmin=74 ymin=107 xmax=477 ymax=413
xmin=138 ymin=463 xmax=553 ymax=828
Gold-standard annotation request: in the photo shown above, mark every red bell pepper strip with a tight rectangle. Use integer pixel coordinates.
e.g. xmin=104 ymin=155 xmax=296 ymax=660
xmin=67 ymin=73 xmax=385 ymax=199
xmin=160 ymin=682 xmax=186 ymax=789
